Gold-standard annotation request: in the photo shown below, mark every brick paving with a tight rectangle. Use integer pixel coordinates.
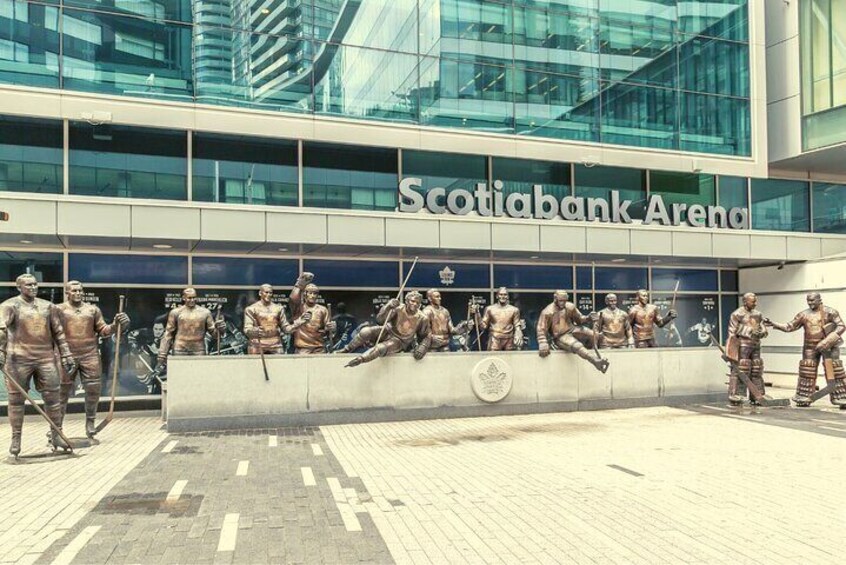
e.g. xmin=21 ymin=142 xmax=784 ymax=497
xmin=1 ymin=396 xmax=844 ymax=564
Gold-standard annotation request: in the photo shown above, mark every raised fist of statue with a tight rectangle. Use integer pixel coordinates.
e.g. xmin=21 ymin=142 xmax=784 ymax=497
xmin=667 ymin=309 xmax=678 ymax=320
xmin=114 ymin=312 xmax=130 ymax=327
xmin=61 ymin=356 xmax=77 ymax=375
xmin=538 ymin=344 xmax=551 ymax=358
xmin=387 ymin=298 xmax=400 ymax=309
xmin=296 ymin=272 xmax=315 ymax=287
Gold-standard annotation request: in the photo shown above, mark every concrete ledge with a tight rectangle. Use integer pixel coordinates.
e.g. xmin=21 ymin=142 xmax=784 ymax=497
xmin=167 ymin=349 xmax=727 ymax=432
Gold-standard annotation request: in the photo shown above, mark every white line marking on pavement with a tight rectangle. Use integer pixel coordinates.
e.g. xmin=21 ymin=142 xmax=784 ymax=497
xmin=812 ymin=419 xmax=846 ymax=427
xmin=326 ymin=477 xmax=362 ymax=531
xmin=700 ymin=405 xmax=730 ymax=412
xmin=327 ymin=477 xmax=346 ymax=503
xmin=819 ymin=426 xmax=845 ymax=433
xmin=161 ymin=440 xmax=178 ymax=453
xmin=301 ymin=467 xmax=316 ymax=486
xmin=236 ymin=460 xmax=249 ymax=476
xmin=268 ymin=435 xmax=278 ymax=447
xmin=217 ymin=513 xmax=240 ymax=552
xmin=166 ymin=480 xmax=188 ymax=502
xmin=51 ymin=525 xmax=101 ymax=565
xmin=311 ymin=443 xmax=323 ymax=456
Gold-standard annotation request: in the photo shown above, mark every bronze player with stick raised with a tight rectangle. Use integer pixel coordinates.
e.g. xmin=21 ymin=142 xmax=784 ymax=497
xmin=289 ymin=273 xmax=335 ymax=354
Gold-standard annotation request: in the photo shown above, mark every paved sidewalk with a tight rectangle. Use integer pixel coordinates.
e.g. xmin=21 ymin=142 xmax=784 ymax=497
xmin=1 ymin=399 xmax=844 ymax=564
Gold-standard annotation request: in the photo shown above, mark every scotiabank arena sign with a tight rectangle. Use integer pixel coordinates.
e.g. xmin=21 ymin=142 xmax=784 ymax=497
xmin=398 ymin=178 xmax=748 ymax=230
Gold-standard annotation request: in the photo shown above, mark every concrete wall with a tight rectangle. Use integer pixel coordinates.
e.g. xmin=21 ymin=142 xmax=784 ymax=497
xmin=765 ymin=0 xmax=802 ymax=163
xmin=166 ymin=349 xmax=727 ymax=431
xmin=740 ymin=257 xmax=846 ymax=376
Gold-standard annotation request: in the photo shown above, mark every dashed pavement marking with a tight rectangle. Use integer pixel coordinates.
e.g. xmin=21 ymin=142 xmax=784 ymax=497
xmin=217 ymin=513 xmax=240 ymax=552
xmin=236 ymin=460 xmax=249 ymax=476
xmin=268 ymin=435 xmax=278 ymax=447
xmin=819 ymin=425 xmax=845 ymax=433
xmin=311 ymin=443 xmax=323 ymax=456
xmin=301 ymin=466 xmax=316 ymax=486
xmin=166 ymin=479 xmax=188 ymax=502
xmin=51 ymin=525 xmax=101 ymax=565
xmin=161 ymin=440 xmax=178 ymax=453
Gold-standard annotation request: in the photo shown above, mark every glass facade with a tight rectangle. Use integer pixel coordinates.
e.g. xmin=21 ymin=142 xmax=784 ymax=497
xmin=751 ymin=178 xmax=810 ymax=233
xmin=0 ymin=1 xmax=752 ymax=156
xmin=0 ymin=114 xmax=62 ymax=194
xmin=303 ymin=142 xmax=397 ymax=210
xmin=649 ymin=171 xmax=716 ymax=224
xmin=812 ymin=182 xmax=846 ymax=234
xmin=574 ymin=165 xmax=647 ymax=220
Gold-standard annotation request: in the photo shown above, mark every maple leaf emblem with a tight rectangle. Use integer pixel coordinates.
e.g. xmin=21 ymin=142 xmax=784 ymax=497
xmin=439 ymin=266 xmax=455 ymax=286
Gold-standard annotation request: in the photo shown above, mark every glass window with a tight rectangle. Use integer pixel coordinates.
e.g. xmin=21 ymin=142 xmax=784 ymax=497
xmin=513 ymin=5 xmax=599 ymax=76
xmin=0 ymin=251 xmax=63 ymax=282
xmin=494 ymin=264 xmax=573 ymax=290
xmin=425 ymin=0 xmax=513 ymax=62
xmin=511 ymin=291 xmax=553 ymax=350
xmin=718 ymin=175 xmax=748 ymax=210
xmin=679 ymin=93 xmax=751 ymax=156
xmin=652 ymin=268 xmax=718 ymax=292
xmin=575 ymin=266 xmax=592 ymax=290
xmin=651 ymin=293 xmax=719 ymax=347
xmin=194 ymin=28 xmax=312 ymax=113
xmin=308 ymin=0 xmax=417 ymax=54
xmin=419 ymin=55 xmax=514 ymax=133
xmin=303 ymin=142 xmax=397 ymax=211
xmin=678 ymin=35 xmax=749 ymax=98
xmin=751 ymin=179 xmax=810 ymax=232
xmin=406 ymin=262 xmax=490 ymax=290
xmin=594 ymin=267 xmax=648 ymax=291
xmin=801 ymin=0 xmax=846 ymax=114
xmin=302 ymin=259 xmax=399 ymax=288
xmin=402 ymin=149 xmax=487 ymax=205
xmin=62 ymin=1 xmax=193 ymax=23
xmin=813 ymin=182 xmax=846 ymax=233
xmin=598 ymin=19 xmax=676 ymax=88
xmin=513 ymin=69 xmax=600 ymax=142
xmin=0 ymin=115 xmax=62 ymax=194
xmin=192 ymin=257 xmax=298 ymax=287
xmin=61 ymin=8 xmax=192 ymax=101
xmin=69 ymin=123 xmax=187 ymax=200
xmin=192 ymin=133 xmax=298 ymax=206
xmin=720 ymin=270 xmax=738 ymax=293
xmin=69 ymin=253 xmax=188 ymax=285
xmin=720 ymin=293 xmax=739 ymax=342
xmin=649 ymin=171 xmax=716 ymax=224
xmin=679 ymin=1 xmax=748 ymax=42
xmin=0 ymin=1 xmax=60 ymax=88
xmin=492 ymin=157 xmax=571 ymax=201
xmin=574 ymin=165 xmax=647 ymax=220
xmin=599 ymin=82 xmax=677 ymax=150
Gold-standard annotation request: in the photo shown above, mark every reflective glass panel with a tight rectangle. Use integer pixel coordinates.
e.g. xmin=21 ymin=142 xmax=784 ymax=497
xmin=69 ymin=123 xmax=187 ymax=200
xmin=513 ymin=68 xmax=600 ymax=142
xmin=0 ymin=251 xmax=63 ymax=282
xmin=0 ymin=115 xmax=62 ymax=194
xmin=751 ymin=179 xmax=810 ymax=232
xmin=302 ymin=259 xmax=399 ymax=288
xmin=0 ymin=1 xmax=60 ymax=87
xmin=419 ymin=55 xmax=513 ymax=133
xmin=511 ymin=291 xmax=552 ymax=350
xmin=678 ymin=35 xmax=749 ymax=97
xmin=309 ymin=0 xmax=417 ymax=54
xmin=194 ymin=28 xmax=312 ymax=113
xmin=574 ymin=165 xmax=647 ymax=220
xmin=402 ymin=150 xmax=487 ymax=204
xmin=312 ymin=41 xmax=417 ymax=123
xmin=649 ymin=171 xmax=716 ymax=224
xmin=63 ymin=1 xmax=193 ymax=23
xmin=575 ymin=266 xmax=592 ymax=289
xmin=513 ymin=5 xmax=599 ymax=76
xmin=69 ymin=253 xmax=188 ymax=284
xmin=492 ymin=157 xmax=571 ymax=201
xmin=720 ymin=270 xmax=738 ymax=293
xmin=303 ymin=142 xmax=397 ymax=211
xmin=677 ymin=1 xmax=748 ymax=42
xmin=718 ymin=175 xmax=748 ymax=210
xmin=493 ymin=264 xmax=573 ymax=290
xmin=651 ymin=293 xmax=718 ymax=347
xmin=652 ymin=268 xmax=718 ymax=292
xmin=679 ymin=92 xmax=750 ymax=156
xmin=61 ymin=8 xmax=192 ymax=100
xmin=812 ymin=182 xmax=846 ymax=234
xmin=598 ymin=19 xmax=676 ymax=88
xmin=599 ymin=81 xmax=677 ymax=150
xmin=423 ymin=0 xmax=512 ymax=64
xmin=406 ymin=261 xmax=490 ymax=290
xmin=719 ymin=293 xmax=739 ymax=342
xmin=192 ymin=257 xmax=299 ymax=287
xmin=193 ymin=133 xmax=298 ymax=206
xmin=594 ymin=267 xmax=648 ymax=291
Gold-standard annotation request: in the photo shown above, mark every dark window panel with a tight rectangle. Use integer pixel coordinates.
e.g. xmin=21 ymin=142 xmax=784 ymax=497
xmin=0 ymin=251 xmax=63 ymax=283
xmin=751 ymin=178 xmax=810 ymax=232
xmin=192 ymin=257 xmax=299 ymax=287
xmin=649 ymin=171 xmax=716 ymax=224
xmin=0 ymin=115 xmax=63 ymax=194
xmin=720 ymin=270 xmax=738 ymax=293
xmin=69 ymin=253 xmax=188 ymax=285
xmin=492 ymin=157 xmax=571 ymax=201
xmin=494 ymin=264 xmax=573 ymax=290
xmin=303 ymin=259 xmax=399 ymax=288
xmin=405 ymin=262 xmax=490 ymax=290
xmin=575 ymin=266 xmax=593 ymax=290
xmin=574 ymin=165 xmax=647 ymax=220
xmin=593 ymin=267 xmax=648 ymax=291
xmin=303 ymin=142 xmax=397 ymax=211
xmin=652 ymin=268 xmax=718 ymax=292
xmin=718 ymin=175 xmax=748 ymax=210
xmin=812 ymin=182 xmax=846 ymax=234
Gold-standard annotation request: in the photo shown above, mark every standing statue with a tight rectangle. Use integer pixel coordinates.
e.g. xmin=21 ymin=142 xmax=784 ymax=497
xmin=56 ymin=281 xmax=130 ymax=438
xmin=594 ymin=293 xmax=633 ymax=348
xmin=155 ymin=288 xmax=226 ymax=372
xmin=422 ymin=289 xmax=468 ymax=352
xmin=243 ymin=284 xmax=311 ymax=354
xmin=725 ymin=292 xmax=768 ymax=405
xmin=474 ymin=287 xmax=523 ymax=351
xmin=628 ymin=289 xmax=677 ymax=348
xmin=765 ymin=292 xmax=846 ymax=407
xmin=538 ymin=290 xmax=609 ymax=373
xmin=0 ymin=274 xmax=77 ymax=456
xmin=289 ymin=273 xmax=335 ymax=354
xmin=342 ymin=291 xmax=431 ymax=367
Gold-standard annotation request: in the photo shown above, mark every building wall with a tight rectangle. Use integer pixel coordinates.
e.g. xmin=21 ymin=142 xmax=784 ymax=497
xmin=765 ymin=0 xmax=801 ymax=163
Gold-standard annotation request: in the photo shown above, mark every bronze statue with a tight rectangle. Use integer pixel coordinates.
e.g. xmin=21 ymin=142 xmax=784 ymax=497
xmin=725 ymin=292 xmax=768 ymax=405
xmin=422 ymin=289 xmax=468 ymax=352
xmin=594 ymin=293 xmax=633 ymax=348
xmin=765 ymin=292 xmax=846 ymax=407
xmin=343 ymin=291 xmax=431 ymax=367
xmin=538 ymin=290 xmax=609 ymax=373
xmin=244 ymin=284 xmax=311 ymax=354
xmin=289 ymin=273 xmax=335 ymax=354
xmin=0 ymin=274 xmax=77 ymax=456
xmin=56 ymin=281 xmax=130 ymax=438
xmin=474 ymin=287 xmax=523 ymax=351
xmin=628 ymin=289 xmax=677 ymax=348
xmin=155 ymin=288 xmax=226 ymax=371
